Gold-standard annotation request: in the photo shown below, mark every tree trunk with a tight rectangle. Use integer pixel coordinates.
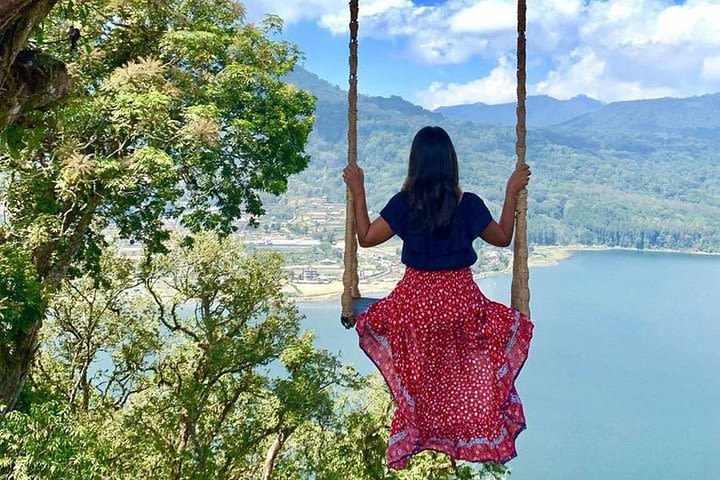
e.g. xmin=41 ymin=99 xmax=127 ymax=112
xmin=172 ymin=419 xmax=189 ymax=480
xmin=0 ymin=1 xmax=70 ymax=412
xmin=0 ymin=319 xmax=43 ymax=412
xmin=1 ymin=196 xmax=100 ymax=413
xmin=262 ymin=430 xmax=286 ymax=480
xmin=0 ymin=0 xmax=69 ymax=130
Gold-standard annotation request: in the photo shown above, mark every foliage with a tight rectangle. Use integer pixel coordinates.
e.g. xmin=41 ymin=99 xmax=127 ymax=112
xmin=0 ymin=0 xmax=315 ymax=272
xmin=0 ymin=399 xmax=117 ymax=479
xmin=0 ymin=244 xmax=44 ymax=346
xmin=38 ymin=250 xmax=151 ymax=413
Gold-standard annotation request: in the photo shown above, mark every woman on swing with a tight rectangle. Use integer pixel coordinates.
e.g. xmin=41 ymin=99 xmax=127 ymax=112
xmin=342 ymin=125 xmax=534 ymax=470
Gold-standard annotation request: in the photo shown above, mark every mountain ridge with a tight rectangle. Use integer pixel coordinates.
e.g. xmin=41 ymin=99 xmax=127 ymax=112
xmin=434 ymin=94 xmax=605 ymax=127
xmin=557 ymin=92 xmax=720 ymax=133
xmin=287 ymin=67 xmax=720 ymax=133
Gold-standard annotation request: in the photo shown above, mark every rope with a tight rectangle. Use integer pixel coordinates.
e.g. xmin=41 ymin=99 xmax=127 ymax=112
xmin=341 ymin=0 xmax=531 ymax=322
xmin=511 ymin=0 xmax=531 ymax=317
xmin=341 ymin=0 xmax=360 ymax=327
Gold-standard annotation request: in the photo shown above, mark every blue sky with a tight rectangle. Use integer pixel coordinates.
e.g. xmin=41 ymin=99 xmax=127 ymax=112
xmin=244 ymin=0 xmax=720 ymax=109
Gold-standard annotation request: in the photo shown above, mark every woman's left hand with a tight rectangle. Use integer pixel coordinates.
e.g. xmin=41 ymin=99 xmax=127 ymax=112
xmin=506 ymin=163 xmax=531 ymax=195
xmin=342 ymin=165 xmax=365 ymax=195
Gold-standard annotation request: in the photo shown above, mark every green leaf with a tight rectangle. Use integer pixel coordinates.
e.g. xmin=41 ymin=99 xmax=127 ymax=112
xmin=4 ymin=124 xmax=25 ymax=159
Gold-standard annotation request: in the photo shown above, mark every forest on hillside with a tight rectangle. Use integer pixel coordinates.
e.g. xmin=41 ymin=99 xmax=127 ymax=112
xmin=279 ymin=69 xmax=720 ymax=253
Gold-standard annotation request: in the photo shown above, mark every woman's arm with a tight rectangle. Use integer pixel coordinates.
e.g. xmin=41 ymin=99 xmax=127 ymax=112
xmin=480 ymin=163 xmax=531 ymax=247
xmin=343 ymin=165 xmax=395 ymax=248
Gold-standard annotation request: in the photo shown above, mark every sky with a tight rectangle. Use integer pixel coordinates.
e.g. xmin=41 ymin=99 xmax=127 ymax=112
xmin=243 ymin=0 xmax=720 ymax=109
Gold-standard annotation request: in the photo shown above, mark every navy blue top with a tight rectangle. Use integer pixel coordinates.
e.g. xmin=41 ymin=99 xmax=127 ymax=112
xmin=380 ymin=190 xmax=494 ymax=270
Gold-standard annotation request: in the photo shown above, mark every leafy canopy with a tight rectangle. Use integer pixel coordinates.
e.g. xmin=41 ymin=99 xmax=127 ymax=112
xmin=0 ymin=0 xmax=315 ymax=271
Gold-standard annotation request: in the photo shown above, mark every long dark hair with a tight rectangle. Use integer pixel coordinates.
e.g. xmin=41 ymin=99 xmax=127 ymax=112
xmin=401 ymin=126 xmax=461 ymax=234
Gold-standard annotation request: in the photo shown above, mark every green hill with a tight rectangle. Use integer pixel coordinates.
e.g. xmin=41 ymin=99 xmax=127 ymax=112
xmin=435 ymin=95 xmax=604 ymax=127
xmin=560 ymin=93 xmax=720 ymax=135
xmin=278 ymin=67 xmax=720 ymax=252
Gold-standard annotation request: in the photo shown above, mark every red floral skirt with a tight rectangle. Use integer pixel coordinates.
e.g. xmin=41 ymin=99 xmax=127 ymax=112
xmin=355 ymin=266 xmax=534 ymax=470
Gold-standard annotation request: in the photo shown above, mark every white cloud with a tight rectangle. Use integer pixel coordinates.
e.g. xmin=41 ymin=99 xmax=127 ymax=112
xmin=244 ymin=0 xmax=415 ymax=36
xmin=538 ymin=0 xmax=582 ymax=18
xmin=243 ymin=0 xmax=339 ymax=25
xmin=449 ymin=0 xmax=516 ymax=33
xmin=416 ymin=56 xmax=517 ymax=109
xmin=652 ymin=2 xmax=720 ymax=46
xmin=318 ymin=0 xmax=415 ymax=35
xmin=414 ymin=0 xmax=720 ymax=105
xmin=702 ymin=56 xmax=720 ymax=80
xmin=534 ymin=0 xmax=720 ymax=101
xmin=409 ymin=32 xmax=490 ymax=64
xmin=533 ymin=48 xmax=677 ymax=102
xmin=245 ymin=0 xmax=720 ymax=103
xmin=581 ymin=0 xmax=720 ymax=48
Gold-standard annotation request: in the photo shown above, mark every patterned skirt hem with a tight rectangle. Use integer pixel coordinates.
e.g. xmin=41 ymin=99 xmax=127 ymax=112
xmin=357 ymin=299 xmax=533 ymax=471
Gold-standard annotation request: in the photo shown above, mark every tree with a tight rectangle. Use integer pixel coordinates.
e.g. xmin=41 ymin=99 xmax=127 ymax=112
xmin=129 ymin=232 xmax=356 ymax=478
xmin=3 ymin=232 xmax=359 ymax=479
xmin=0 ymin=0 xmax=315 ymax=412
xmin=37 ymin=250 xmax=152 ymax=414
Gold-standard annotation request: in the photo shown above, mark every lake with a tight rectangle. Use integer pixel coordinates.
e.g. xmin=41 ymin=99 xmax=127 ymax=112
xmin=297 ymin=250 xmax=720 ymax=480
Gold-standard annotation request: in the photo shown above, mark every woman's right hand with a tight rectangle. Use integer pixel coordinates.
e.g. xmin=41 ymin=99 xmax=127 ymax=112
xmin=507 ymin=163 xmax=531 ymax=195
xmin=342 ymin=165 xmax=365 ymax=196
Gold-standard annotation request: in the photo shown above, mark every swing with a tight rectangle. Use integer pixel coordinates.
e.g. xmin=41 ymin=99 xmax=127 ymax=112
xmin=340 ymin=0 xmax=530 ymax=329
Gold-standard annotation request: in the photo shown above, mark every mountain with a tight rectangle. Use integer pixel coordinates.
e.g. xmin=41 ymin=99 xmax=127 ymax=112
xmin=557 ymin=93 xmax=720 ymax=139
xmin=280 ymin=67 xmax=720 ymax=252
xmin=283 ymin=68 xmax=443 ymax=143
xmin=284 ymin=68 xmax=438 ymax=118
xmin=434 ymin=95 xmax=605 ymax=127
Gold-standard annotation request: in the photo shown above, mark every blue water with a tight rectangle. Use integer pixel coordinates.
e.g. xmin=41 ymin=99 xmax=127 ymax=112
xmin=297 ymin=250 xmax=720 ymax=480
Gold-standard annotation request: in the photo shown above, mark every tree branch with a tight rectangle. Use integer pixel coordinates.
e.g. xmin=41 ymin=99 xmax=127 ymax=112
xmin=43 ymin=193 xmax=101 ymax=289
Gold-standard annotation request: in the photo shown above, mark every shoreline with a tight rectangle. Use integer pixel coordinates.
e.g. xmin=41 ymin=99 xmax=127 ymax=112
xmin=283 ymin=245 xmax=719 ymax=303
xmin=549 ymin=244 xmax=720 ymax=257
